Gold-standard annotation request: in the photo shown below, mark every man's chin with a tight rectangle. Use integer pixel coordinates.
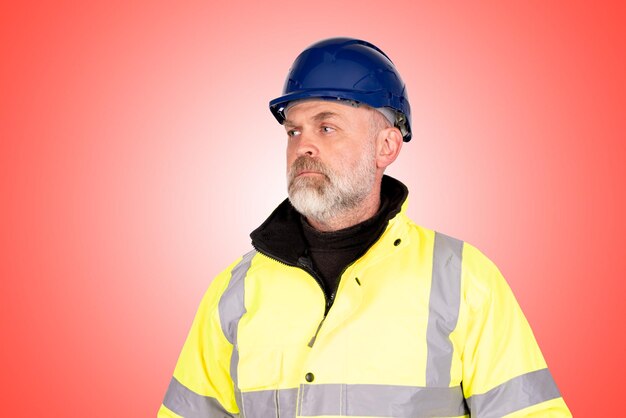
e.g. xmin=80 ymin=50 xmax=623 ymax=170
xmin=288 ymin=191 xmax=332 ymax=222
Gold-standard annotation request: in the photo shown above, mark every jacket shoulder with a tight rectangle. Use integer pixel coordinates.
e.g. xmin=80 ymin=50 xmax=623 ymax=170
xmin=400 ymin=217 xmax=504 ymax=296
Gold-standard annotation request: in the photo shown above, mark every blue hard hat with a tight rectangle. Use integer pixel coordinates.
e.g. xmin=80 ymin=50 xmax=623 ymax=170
xmin=269 ymin=37 xmax=412 ymax=141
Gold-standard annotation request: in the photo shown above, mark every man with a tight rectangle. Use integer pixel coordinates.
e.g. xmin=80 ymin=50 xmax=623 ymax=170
xmin=159 ymin=38 xmax=571 ymax=417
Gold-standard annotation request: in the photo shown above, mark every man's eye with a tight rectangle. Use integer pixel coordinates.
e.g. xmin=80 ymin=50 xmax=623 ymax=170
xmin=321 ymin=126 xmax=335 ymax=133
xmin=287 ymin=129 xmax=301 ymax=137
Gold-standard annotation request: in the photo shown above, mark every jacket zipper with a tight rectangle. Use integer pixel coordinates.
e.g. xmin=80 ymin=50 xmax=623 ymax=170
xmin=294 ymin=252 xmax=334 ymax=312
xmin=252 ymin=244 xmax=330 ymax=307
xmin=252 ymin=245 xmax=334 ymax=347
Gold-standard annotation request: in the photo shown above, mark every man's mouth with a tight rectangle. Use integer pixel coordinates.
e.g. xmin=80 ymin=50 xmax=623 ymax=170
xmin=297 ymin=171 xmax=324 ymax=177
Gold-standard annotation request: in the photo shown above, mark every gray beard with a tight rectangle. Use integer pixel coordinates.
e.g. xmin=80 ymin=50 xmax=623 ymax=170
xmin=287 ymin=155 xmax=376 ymax=225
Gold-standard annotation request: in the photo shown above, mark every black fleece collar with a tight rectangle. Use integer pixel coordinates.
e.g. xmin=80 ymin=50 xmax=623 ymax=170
xmin=250 ymin=175 xmax=409 ymax=266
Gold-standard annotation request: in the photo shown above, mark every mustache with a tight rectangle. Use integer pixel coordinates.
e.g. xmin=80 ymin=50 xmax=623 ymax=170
xmin=288 ymin=156 xmax=330 ymax=180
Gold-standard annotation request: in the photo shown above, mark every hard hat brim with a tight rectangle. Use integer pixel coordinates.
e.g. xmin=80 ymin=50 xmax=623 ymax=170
xmin=269 ymin=89 xmax=412 ymax=142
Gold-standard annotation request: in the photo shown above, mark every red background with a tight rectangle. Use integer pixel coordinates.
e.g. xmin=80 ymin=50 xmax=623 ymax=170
xmin=1 ymin=1 xmax=624 ymax=416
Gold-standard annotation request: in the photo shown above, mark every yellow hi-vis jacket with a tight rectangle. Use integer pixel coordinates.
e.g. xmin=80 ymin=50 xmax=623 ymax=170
xmin=159 ymin=179 xmax=571 ymax=418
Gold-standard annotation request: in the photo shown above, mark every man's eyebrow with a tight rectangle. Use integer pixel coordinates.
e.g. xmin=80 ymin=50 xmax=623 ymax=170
xmin=312 ymin=111 xmax=341 ymax=122
xmin=284 ymin=111 xmax=342 ymax=128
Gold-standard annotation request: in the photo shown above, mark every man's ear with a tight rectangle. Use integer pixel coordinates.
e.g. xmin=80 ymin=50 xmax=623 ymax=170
xmin=376 ymin=127 xmax=403 ymax=169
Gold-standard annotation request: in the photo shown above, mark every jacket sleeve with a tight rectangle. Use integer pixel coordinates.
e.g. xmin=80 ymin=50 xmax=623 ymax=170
xmin=158 ymin=259 xmax=242 ymax=418
xmin=459 ymin=244 xmax=571 ymax=417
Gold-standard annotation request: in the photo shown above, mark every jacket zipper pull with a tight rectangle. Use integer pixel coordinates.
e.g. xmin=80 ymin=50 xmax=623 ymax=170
xmin=307 ymin=316 xmax=326 ymax=348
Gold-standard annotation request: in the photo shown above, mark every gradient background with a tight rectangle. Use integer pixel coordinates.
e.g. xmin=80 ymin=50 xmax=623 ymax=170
xmin=1 ymin=1 xmax=624 ymax=417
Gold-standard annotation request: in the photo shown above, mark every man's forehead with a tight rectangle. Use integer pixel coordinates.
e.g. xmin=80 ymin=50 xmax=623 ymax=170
xmin=284 ymin=99 xmax=365 ymax=124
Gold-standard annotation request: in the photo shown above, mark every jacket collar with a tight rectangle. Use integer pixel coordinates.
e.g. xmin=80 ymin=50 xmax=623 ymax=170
xmin=250 ymin=175 xmax=409 ymax=266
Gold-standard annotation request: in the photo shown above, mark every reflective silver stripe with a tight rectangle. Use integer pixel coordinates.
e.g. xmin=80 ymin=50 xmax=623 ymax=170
xmin=218 ymin=249 xmax=256 ymax=390
xmin=466 ymin=368 xmax=561 ymax=417
xmin=278 ymin=388 xmax=298 ymax=418
xmin=238 ymin=388 xmax=298 ymax=418
xmin=163 ymin=377 xmax=238 ymax=418
xmin=235 ymin=385 xmax=468 ymax=417
xmin=426 ymin=232 xmax=463 ymax=387
xmin=293 ymin=383 xmax=468 ymax=417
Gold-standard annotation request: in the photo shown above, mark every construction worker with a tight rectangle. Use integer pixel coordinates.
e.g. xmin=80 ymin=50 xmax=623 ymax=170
xmin=158 ymin=37 xmax=571 ymax=417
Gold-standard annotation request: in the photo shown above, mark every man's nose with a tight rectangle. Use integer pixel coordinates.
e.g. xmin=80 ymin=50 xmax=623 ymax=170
xmin=295 ymin=132 xmax=319 ymax=157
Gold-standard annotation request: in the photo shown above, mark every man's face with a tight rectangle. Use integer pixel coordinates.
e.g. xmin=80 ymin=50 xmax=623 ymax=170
xmin=284 ymin=100 xmax=379 ymax=225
